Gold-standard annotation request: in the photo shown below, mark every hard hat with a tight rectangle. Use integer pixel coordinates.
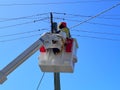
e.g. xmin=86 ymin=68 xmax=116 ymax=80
xmin=59 ymin=22 xmax=67 ymax=29
xmin=61 ymin=22 xmax=66 ymax=27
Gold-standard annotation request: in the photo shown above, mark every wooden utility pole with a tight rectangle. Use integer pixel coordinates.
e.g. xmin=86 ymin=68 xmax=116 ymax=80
xmin=50 ymin=12 xmax=61 ymax=90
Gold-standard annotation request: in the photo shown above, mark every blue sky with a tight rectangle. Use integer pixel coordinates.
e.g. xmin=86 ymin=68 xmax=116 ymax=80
xmin=0 ymin=0 xmax=120 ymax=90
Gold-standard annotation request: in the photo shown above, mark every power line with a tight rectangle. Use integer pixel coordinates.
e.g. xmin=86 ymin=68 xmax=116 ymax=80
xmin=0 ymin=13 xmax=49 ymax=22
xmin=54 ymin=17 xmax=120 ymax=28
xmin=70 ymin=2 xmax=120 ymax=29
xmin=0 ymin=28 xmax=48 ymax=38
xmin=0 ymin=34 xmax=41 ymax=43
xmin=102 ymin=14 xmax=120 ymax=16
xmin=53 ymin=12 xmax=120 ymax=20
xmin=87 ymin=22 xmax=120 ymax=27
xmin=0 ymin=1 xmax=117 ymax=6
xmin=36 ymin=72 xmax=45 ymax=90
xmin=0 ymin=17 xmax=49 ymax=29
xmin=73 ymin=34 xmax=120 ymax=42
xmin=71 ymin=29 xmax=120 ymax=36
xmin=0 ymin=28 xmax=50 ymax=42
xmin=73 ymin=14 xmax=120 ymax=20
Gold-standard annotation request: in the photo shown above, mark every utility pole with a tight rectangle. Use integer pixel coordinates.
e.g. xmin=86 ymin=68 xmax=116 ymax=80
xmin=50 ymin=12 xmax=61 ymax=90
xmin=50 ymin=12 xmax=54 ymax=33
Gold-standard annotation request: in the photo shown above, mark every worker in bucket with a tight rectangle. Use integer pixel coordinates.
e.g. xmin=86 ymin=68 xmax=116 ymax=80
xmin=58 ymin=22 xmax=71 ymax=38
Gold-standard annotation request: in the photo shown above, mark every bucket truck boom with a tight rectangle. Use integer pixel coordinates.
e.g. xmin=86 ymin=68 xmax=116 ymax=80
xmin=0 ymin=32 xmax=52 ymax=84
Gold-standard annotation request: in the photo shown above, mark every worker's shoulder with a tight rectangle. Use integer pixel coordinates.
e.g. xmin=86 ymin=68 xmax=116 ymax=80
xmin=62 ymin=27 xmax=69 ymax=31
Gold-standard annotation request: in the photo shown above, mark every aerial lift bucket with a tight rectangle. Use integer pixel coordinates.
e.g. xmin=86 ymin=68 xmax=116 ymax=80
xmin=38 ymin=37 xmax=78 ymax=73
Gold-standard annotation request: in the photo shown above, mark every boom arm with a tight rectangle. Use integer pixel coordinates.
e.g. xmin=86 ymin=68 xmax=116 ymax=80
xmin=0 ymin=38 xmax=43 ymax=84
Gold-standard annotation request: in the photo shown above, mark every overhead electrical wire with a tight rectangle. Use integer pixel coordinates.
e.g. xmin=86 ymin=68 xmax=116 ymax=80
xmin=86 ymin=22 xmax=120 ymax=27
xmin=0 ymin=34 xmax=41 ymax=43
xmin=73 ymin=34 xmax=120 ymax=42
xmin=36 ymin=72 xmax=45 ymax=90
xmin=71 ymin=29 xmax=120 ymax=36
xmin=0 ymin=28 xmax=50 ymax=42
xmin=0 ymin=13 xmax=49 ymax=22
xmin=0 ymin=1 xmax=118 ymax=6
xmin=102 ymin=14 xmax=120 ymax=16
xmin=103 ymin=0 xmax=119 ymax=1
xmin=0 ymin=17 xmax=49 ymax=29
xmin=53 ymin=12 xmax=120 ymax=20
xmin=0 ymin=28 xmax=48 ymax=38
xmin=70 ymin=2 xmax=120 ymax=29
xmin=54 ymin=17 xmax=120 ymax=28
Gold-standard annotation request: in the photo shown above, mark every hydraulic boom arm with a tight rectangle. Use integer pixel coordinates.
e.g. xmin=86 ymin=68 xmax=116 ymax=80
xmin=0 ymin=37 xmax=44 ymax=84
